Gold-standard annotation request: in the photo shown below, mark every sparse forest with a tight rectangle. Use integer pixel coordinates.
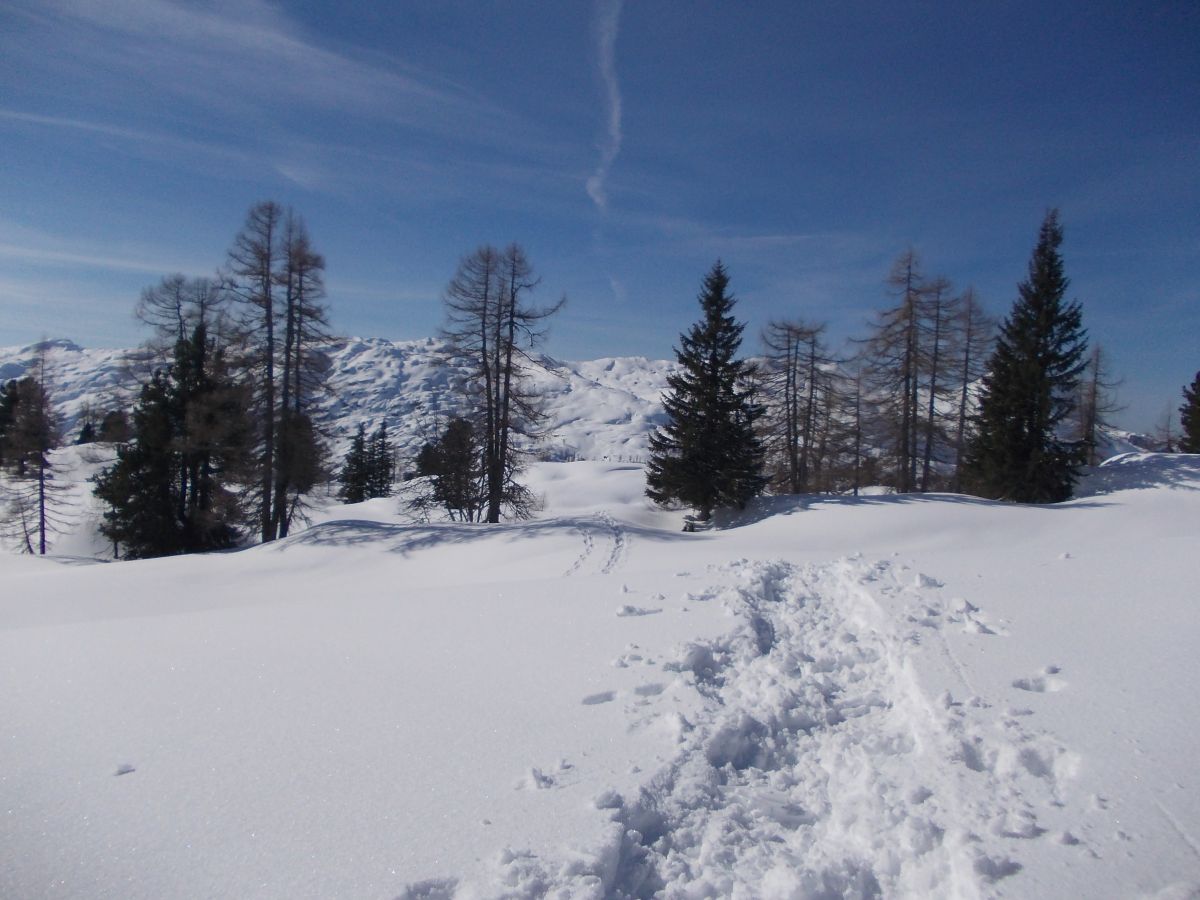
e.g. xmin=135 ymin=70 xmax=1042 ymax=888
xmin=0 ymin=204 xmax=1159 ymax=555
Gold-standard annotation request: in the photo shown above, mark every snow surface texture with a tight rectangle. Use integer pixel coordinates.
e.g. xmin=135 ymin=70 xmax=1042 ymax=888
xmin=0 ymin=338 xmax=672 ymax=464
xmin=2 ymin=453 xmax=1199 ymax=898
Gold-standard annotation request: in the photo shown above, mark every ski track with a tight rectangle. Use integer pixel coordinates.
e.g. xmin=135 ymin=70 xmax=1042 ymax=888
xmin=424 ymin=555 xmax=1081 ymax=899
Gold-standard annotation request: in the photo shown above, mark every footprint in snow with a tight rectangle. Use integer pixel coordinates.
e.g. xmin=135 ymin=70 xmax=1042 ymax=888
xmin=582 ymin=690 xmax=616 ymax=705
xmin=517 ymin=767 xmax=555 ymax=790
xmin=634 ymin=682 xmax=665 ymax=697
xmin=114 ymin=764 xmax=135 ymax=776
xmin=1013 ymin=665 xmax=1067 ymax=693
xmin=616 ymin=605 xmax=662 ymax=617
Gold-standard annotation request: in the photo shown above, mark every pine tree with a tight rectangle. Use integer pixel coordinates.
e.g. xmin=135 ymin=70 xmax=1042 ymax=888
xmin=412 ymin=417 xmax=486 ymax=521
xmin=1180 ymin=371 xmax=1200 ymax=453
xmin=963 ymin=210 xmax=1088 ymax=502
xmin=646 ymin=261 xmax=766 ymax=522
xmin=337 ymin=424 xmax=369 ymax=503
xmin=0 ymin=379 xmax=19 ymax=468
xmin=94 ymin=325 xmax=251 ymax=558
xmin=98 ymin=409 xmax=131 ymax=444
xmin=366 ymin=422 xmax=395 ymax=499
xmin=0 ymin=369 xmax=66 ymax=554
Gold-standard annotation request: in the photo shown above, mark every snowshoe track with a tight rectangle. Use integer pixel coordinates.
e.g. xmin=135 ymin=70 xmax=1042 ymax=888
xmin=452 ymin=556 xmax=1077 ymax=899
xmin=564 ymin=513 xmax=628 ymax=577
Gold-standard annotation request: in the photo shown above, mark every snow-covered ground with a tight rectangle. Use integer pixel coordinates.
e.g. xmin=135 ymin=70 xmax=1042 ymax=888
xmin=2 ymin=452 xmax=1198 ymax=898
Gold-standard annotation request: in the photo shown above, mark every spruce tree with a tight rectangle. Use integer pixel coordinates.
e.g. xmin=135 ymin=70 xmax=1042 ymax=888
xmin=646 ymin=261 xmax=766 ymax=522
xmin=1 ymin=372 xmax=65 ymax=554
xmin=337 ymin=424 xmax=369 ymax=503
xmin=98 ymin=409 xmax=131 ymax=443
xmin=0 ymin=379 xmax=19 ymax=468
xmin=1180 ymin=371 xmax=1200 ymax=453
xmin=963 ymin=210 xmax=1088 ymax=502
xmin=366 ymin=422 xmax=395 ymax=499
xmin=94 ymin=325 xmax=250 ymax=558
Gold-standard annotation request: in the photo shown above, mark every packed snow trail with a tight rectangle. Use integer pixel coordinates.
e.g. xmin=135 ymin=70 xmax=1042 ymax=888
xmin=419 ymin=556 xmax=1076 ymax=899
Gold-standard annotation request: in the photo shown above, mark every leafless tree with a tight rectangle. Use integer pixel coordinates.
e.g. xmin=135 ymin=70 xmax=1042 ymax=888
xmin=863 ymin=250 xmax=925 ymax=491
xmin=439 ymin=243 xmax=564 ymax=523
xmin=949 ymin=287 xmax=994 ymax=492
xmin=760 ymin=319 xmax=836 ymax=494
xmin=222 ymin=201 xmax=331 ymax=542
xmin=136 ymin=273 xmax=226 ymax=346
xmin=1073 ymin=344 xmax=1124 ymax=466
xmin=271 ymin=212 xmax=332 ymax=538
xmin=917 ymin=275 xmax=960 ymax=491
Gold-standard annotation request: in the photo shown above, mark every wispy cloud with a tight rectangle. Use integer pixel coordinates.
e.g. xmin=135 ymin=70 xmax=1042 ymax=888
xmin=7 ymin=0 xmax=522 ymax=150
xmin=0 ymin=243 xmax=206 ymax=276
xmin=586 ymin=0 xmax=624 ymax=213
xmin=0 ymin=218 xmax=212 ymax=277
xmin=0 ymin=108 xmax=259 ymax=168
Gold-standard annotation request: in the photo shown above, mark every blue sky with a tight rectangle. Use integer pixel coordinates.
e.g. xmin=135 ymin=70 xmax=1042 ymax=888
xmin=1 ymin=1 xmax=1196 ymax=431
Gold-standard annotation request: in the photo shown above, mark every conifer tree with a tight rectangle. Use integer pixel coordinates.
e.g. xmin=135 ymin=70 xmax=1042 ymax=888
xmin=0 ymin=368 xmax=66 ymax=554
xmin=0 ymin=379 xmax=20 ymax=468
xmin=94 ymin=325 xmax=250 ymax=558
xmin=366 ymin=422 xmax=396 ymax=499
xmin=412 ymin=417 xmax=486 ymax=521
xmin=337 ymin=424 xmax=369 ymax=503
xmin=963 ymin=210 xmax=1088 ymax=502
xmin=646 ymin=261 xmax=766 ymax=522
xmin=1180 ymin=371 xmax=1200 ymax=453
xmin=98 ymin=409 xmax=131 ymax=444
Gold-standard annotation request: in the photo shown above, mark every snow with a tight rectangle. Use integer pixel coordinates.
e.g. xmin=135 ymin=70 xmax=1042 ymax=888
xmin=2 ymin=451 xmax=1198 ymax=898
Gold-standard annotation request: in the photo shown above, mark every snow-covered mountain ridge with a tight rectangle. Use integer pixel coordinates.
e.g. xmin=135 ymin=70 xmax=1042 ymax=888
xmin=0 ymin=337 xmax=1158 ymax=471
xmin=0 ymin=337 xmax=675 ymax=463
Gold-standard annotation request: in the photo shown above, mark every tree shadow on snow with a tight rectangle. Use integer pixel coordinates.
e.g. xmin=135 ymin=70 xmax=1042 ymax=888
xmin=1075 ymin=452 xmax=1200 ymax=497
xmin=715 ymin=488 xmax=1116 ymax=529
xmin=275 ymin=515 xmax=706 ymax=557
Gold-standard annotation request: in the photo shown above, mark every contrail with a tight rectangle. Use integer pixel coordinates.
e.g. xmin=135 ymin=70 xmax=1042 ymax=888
xmin=586 ymin=0 xmax=623 ymax=213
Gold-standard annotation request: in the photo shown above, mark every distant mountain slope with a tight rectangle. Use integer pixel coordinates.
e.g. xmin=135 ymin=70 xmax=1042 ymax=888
xmin=0 ymin=338 xmax=1159 ymax=471
xmin=0 ymin=338 xmax=674 ymax=464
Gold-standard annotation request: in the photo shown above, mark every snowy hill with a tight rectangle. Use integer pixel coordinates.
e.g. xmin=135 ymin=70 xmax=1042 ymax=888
xmin=2 ymin=452 xmax=1199 ymax=898
xmin=0 ymin=338 xmax=673 ymax=464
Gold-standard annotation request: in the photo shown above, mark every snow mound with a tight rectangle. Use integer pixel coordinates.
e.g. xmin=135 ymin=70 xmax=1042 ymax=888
xmin=1076 ymin=451 xmax=1200 ymax=496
